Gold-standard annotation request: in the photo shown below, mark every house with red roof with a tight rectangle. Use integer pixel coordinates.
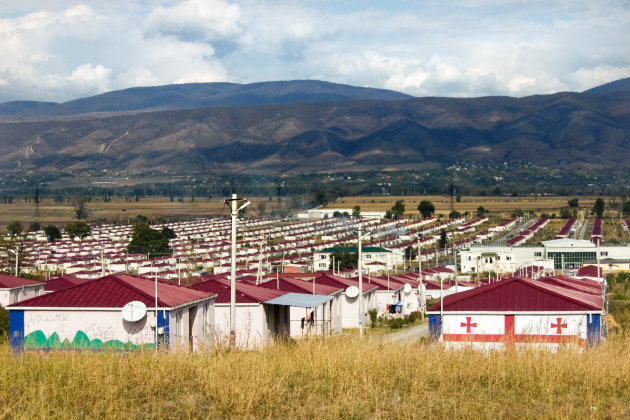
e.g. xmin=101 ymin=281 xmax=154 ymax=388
xmin=427 ymin=276 xmax=603 ymax=350
xmin=312 ymin=273 xmax=378 ymax=328
xmin=253 ymin=275 xmax=343 ymax=335
xmin=0 ymin=274 xmax=45 ymax=307
xmin=8 ymin=274 xmax=216 ymax=353
xmin=190 ymin=276 xmax=314 ymax=348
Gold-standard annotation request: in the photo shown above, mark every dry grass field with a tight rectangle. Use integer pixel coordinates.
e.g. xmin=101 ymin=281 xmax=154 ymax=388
xmin=0 ymin=194 xmax=617 ymax=233
xmin=332 ymin=195 xmax=603 ymax=217
xmin=0 ymin=197 xmax=278 ymax=229
xmin=1 ymin=334 xmax=630 ymax=418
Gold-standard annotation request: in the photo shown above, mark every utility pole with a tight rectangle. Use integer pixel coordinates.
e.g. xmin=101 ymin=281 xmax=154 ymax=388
xmin=226 ymin=193 xmax=250 ymax=349
xmin=358 ymin=224 xmax=363 ymax=338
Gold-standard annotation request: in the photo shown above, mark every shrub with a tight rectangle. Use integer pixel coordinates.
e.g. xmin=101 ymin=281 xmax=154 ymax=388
xmin=368 ymin=309 xmax=378 ymax=328
xmin=390 ymin=318 xmax=404 ymax=329
xmin=408 ymin=312 xmax=418 ymax=323
xmin=0 ymin=306 xmax=8 ymax=342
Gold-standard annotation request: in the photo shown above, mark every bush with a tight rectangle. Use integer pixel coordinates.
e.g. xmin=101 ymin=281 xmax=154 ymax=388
xmin=0 ymin=306 xmax=8 ymax=342
xmin=390 ymin=318 xmax=404 ymax=329
xmin=408 ymin=312 xmax=418 ymax=323
xmin=368 ymin=309 xmax=378 ymax=328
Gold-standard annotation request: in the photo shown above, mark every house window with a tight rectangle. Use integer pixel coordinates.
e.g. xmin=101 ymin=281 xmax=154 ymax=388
xmin=320 ymin=255 xmax=326 ymax=259
xmin=13 ymin=290 xmax=19 ymax=302
xmin=35 ymin=288 xmax=40 ymax=297
xmin=506 ymin=256 xmax=511 ymax=261
xmin=319 ymin=263 xmax=327 ymax=268
xmin=534 ymin=252 xmax=542 ymax=257
xmin=601 ymin=251 xmax=608 ymax=256
xmin=365 ymin=254 xmax=371 ymax=259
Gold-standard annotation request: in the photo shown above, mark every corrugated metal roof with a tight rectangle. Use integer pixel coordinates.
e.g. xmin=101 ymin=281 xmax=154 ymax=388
xmin=0 ymin=274 xmax=42 ymax=289
xmin=9 ymin=274 xmax=212 ymax=309
xmin=315 ymin=273 xmax=378 ymax=293
xmin=256 ymin=276 xmax=342 ymax=295
xmin=190 ymin=277 xmax=287 ymax=304
xmin=428 ymin=277 xmax=602 ymax=312
xmin=265 ymin=293 xmax=333 ymax=308
xmin=44 ymin=275 xmax=92 ymax=292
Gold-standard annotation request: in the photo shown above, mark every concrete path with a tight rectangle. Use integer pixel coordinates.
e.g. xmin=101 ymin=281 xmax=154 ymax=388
xmin=492 ymin=218 xmax=535 ymax=245
xmin=380 ymin=322 xmax=429 ymax=344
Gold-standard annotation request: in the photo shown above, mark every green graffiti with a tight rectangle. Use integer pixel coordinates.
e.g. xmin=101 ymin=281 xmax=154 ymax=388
xmin=23 ymin=330 xmax=154 ymax=351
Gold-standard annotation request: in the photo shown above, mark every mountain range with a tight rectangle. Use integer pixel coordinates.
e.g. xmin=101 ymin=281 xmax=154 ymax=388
xmin=0 ymin=78 xmax=629 ymax=175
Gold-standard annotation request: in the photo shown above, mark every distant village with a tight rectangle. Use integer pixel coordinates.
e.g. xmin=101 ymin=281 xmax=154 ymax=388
xmin=2 ymin=201 xmax=624 ymax=352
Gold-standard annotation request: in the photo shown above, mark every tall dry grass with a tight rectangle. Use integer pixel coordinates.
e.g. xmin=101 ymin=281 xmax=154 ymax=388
xmin=1 ymin=334 xmax=630 ymax=419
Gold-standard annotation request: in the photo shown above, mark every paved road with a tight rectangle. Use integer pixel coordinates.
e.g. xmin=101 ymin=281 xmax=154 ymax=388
xmin=492 ymin=218 xmax=535 ymax=245
xmin=380 ymin=322 xmax=429 ymax=344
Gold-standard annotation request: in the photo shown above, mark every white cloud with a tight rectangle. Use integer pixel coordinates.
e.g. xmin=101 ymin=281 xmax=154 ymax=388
xmin=0 ymin=0 xmax=629 ymax=102
xmin=145 ymin=0 xmax=242 ymax=43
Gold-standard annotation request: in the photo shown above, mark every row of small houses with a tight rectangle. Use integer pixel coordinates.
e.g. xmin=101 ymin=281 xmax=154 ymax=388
xmin=4 ymin=270 xmax=430 ymax=352
xmin=3 ymin=263 xmax=606 ymax=352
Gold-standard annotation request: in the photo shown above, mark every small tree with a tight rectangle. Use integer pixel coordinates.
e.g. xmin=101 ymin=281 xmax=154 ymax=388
xmin=391 ymin=200 xmax=405 ymax=219
xmin=7 ymin=221 xmax=23 ymax=237
xmin=65 ymin=221 xmax=91 ymax=240
xmin=127 ymin=222 xmax=173 ymax=258
xmin=449 ymin=210 xmax=461 ymax=219
xmin=28 ymin=222 xmax=41 ymax=232
xmin=160 ymin=227 xmax=177 ymax=240
xmin=593 ymin=198 xmax=605 ymax=218
xmin=476 ymin=206 xmax=486 ymax=217
xmin=352 ymin=205 xmax=361 ymax=218
xmin=568 ymin=198 xmax=579 ymax=208
xmin=623 ymin=200 xmax=630 ymax=216
xmin=328 ymin=249 xmax=358 ymax=270
xmin=44 ymin=225 xmax=62 ymax=242
xmin=439 ymin=229 xmax=448 ymax=249
xmin=72 ymin=196 xmax=88 ymax=219
xmin=257 ymin=201 xmax=267 ymax=216
xmin=418 ymin=200 xmax=435 ymax=218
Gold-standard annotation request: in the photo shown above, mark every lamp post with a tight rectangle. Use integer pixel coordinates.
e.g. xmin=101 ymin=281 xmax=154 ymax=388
xmin=226 ymin=193 xmax=250 ymax=349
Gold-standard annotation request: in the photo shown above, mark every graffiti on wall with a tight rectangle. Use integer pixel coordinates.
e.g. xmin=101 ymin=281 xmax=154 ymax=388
xmin=23 ymin=330 xmax=154 ymax=351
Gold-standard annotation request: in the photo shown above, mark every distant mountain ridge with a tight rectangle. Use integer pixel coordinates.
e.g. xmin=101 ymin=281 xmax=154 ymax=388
xmin=0 ymin=78 xmax=628 ymax=174
xmin=0 ymin=80 xmax=411 ymax=117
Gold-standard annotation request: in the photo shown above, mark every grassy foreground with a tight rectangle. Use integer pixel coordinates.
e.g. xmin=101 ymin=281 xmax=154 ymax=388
xmin=1 ymin=335 xmax=630 ymax=419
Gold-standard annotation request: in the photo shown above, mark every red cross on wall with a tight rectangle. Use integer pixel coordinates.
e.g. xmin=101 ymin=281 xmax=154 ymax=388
xmin=461 ymin=316 xmax=477 ymax=333
xmin=551 ymin=318 xmax=567 ymax=334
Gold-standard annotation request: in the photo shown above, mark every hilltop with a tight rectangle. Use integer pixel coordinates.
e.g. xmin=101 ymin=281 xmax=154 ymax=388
xmin=0 ymin=78 xmax=629 ymax=174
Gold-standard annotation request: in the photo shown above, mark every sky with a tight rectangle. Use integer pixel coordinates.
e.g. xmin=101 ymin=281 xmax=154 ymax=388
xmin=0 ymin=0 xmax=629 ymax=103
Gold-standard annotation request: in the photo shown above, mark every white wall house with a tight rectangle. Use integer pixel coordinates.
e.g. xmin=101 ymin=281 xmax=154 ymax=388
xmin=0 ymin=274 xmax=45 ymax=308
xmin=8 ymin=274 xmax=216 ymax=353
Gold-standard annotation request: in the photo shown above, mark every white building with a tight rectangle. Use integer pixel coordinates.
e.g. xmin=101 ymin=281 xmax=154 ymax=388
xmin=313 ymin=246 xmax=404 ymax=272
xmin=0 ymin=274 xmax=45 ymax=308
xmin=8 ymin=274 xmax=216 ymax=353
xmin=460 ymin=239 xmax=630 ymax=274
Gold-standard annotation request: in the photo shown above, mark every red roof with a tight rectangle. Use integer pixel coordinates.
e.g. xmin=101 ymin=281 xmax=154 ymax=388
xmin=576 ymin=265 xmax=604 ymax=278
xmin=314 ymin=273 xmax=378 ymax=293
xmin=10 ymin=274 xmax=213 ymax=309
xmin=44 ymin=275 xmax=92 ymax=292
xmin=255 ymin=276 xmax=342 ymax=295
xmin=428 ymin=276 xmax=602 ymax=312
xmin=0 ymin=274 xmax=42 ymax=289
xmin=190 ymin=277 xmax=287 ymax=304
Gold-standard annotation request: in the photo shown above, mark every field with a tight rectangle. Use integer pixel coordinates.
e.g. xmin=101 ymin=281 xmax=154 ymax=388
xmin=1 ymin=333 xmax=630 ymax=418
xmin=0 ymin=194 xmax=619 ymax=234
xmin=332 ymin=195 xmax=603 ymax=217
xmin=0 ymin=197 xmax=279 ymax=229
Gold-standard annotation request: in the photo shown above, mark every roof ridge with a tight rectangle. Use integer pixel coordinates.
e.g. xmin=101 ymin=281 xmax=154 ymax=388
xmin=108 ymin=274 xmax=167 ymax=306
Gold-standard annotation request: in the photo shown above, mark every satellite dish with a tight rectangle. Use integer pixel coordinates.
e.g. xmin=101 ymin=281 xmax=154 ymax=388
xmin=121 ymin=301 xmax=147 ymax=322
xmin=404 ymin=283 xmax=412 ymax=294
xmin=345 ymin=285 xmax=360 ymax=298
